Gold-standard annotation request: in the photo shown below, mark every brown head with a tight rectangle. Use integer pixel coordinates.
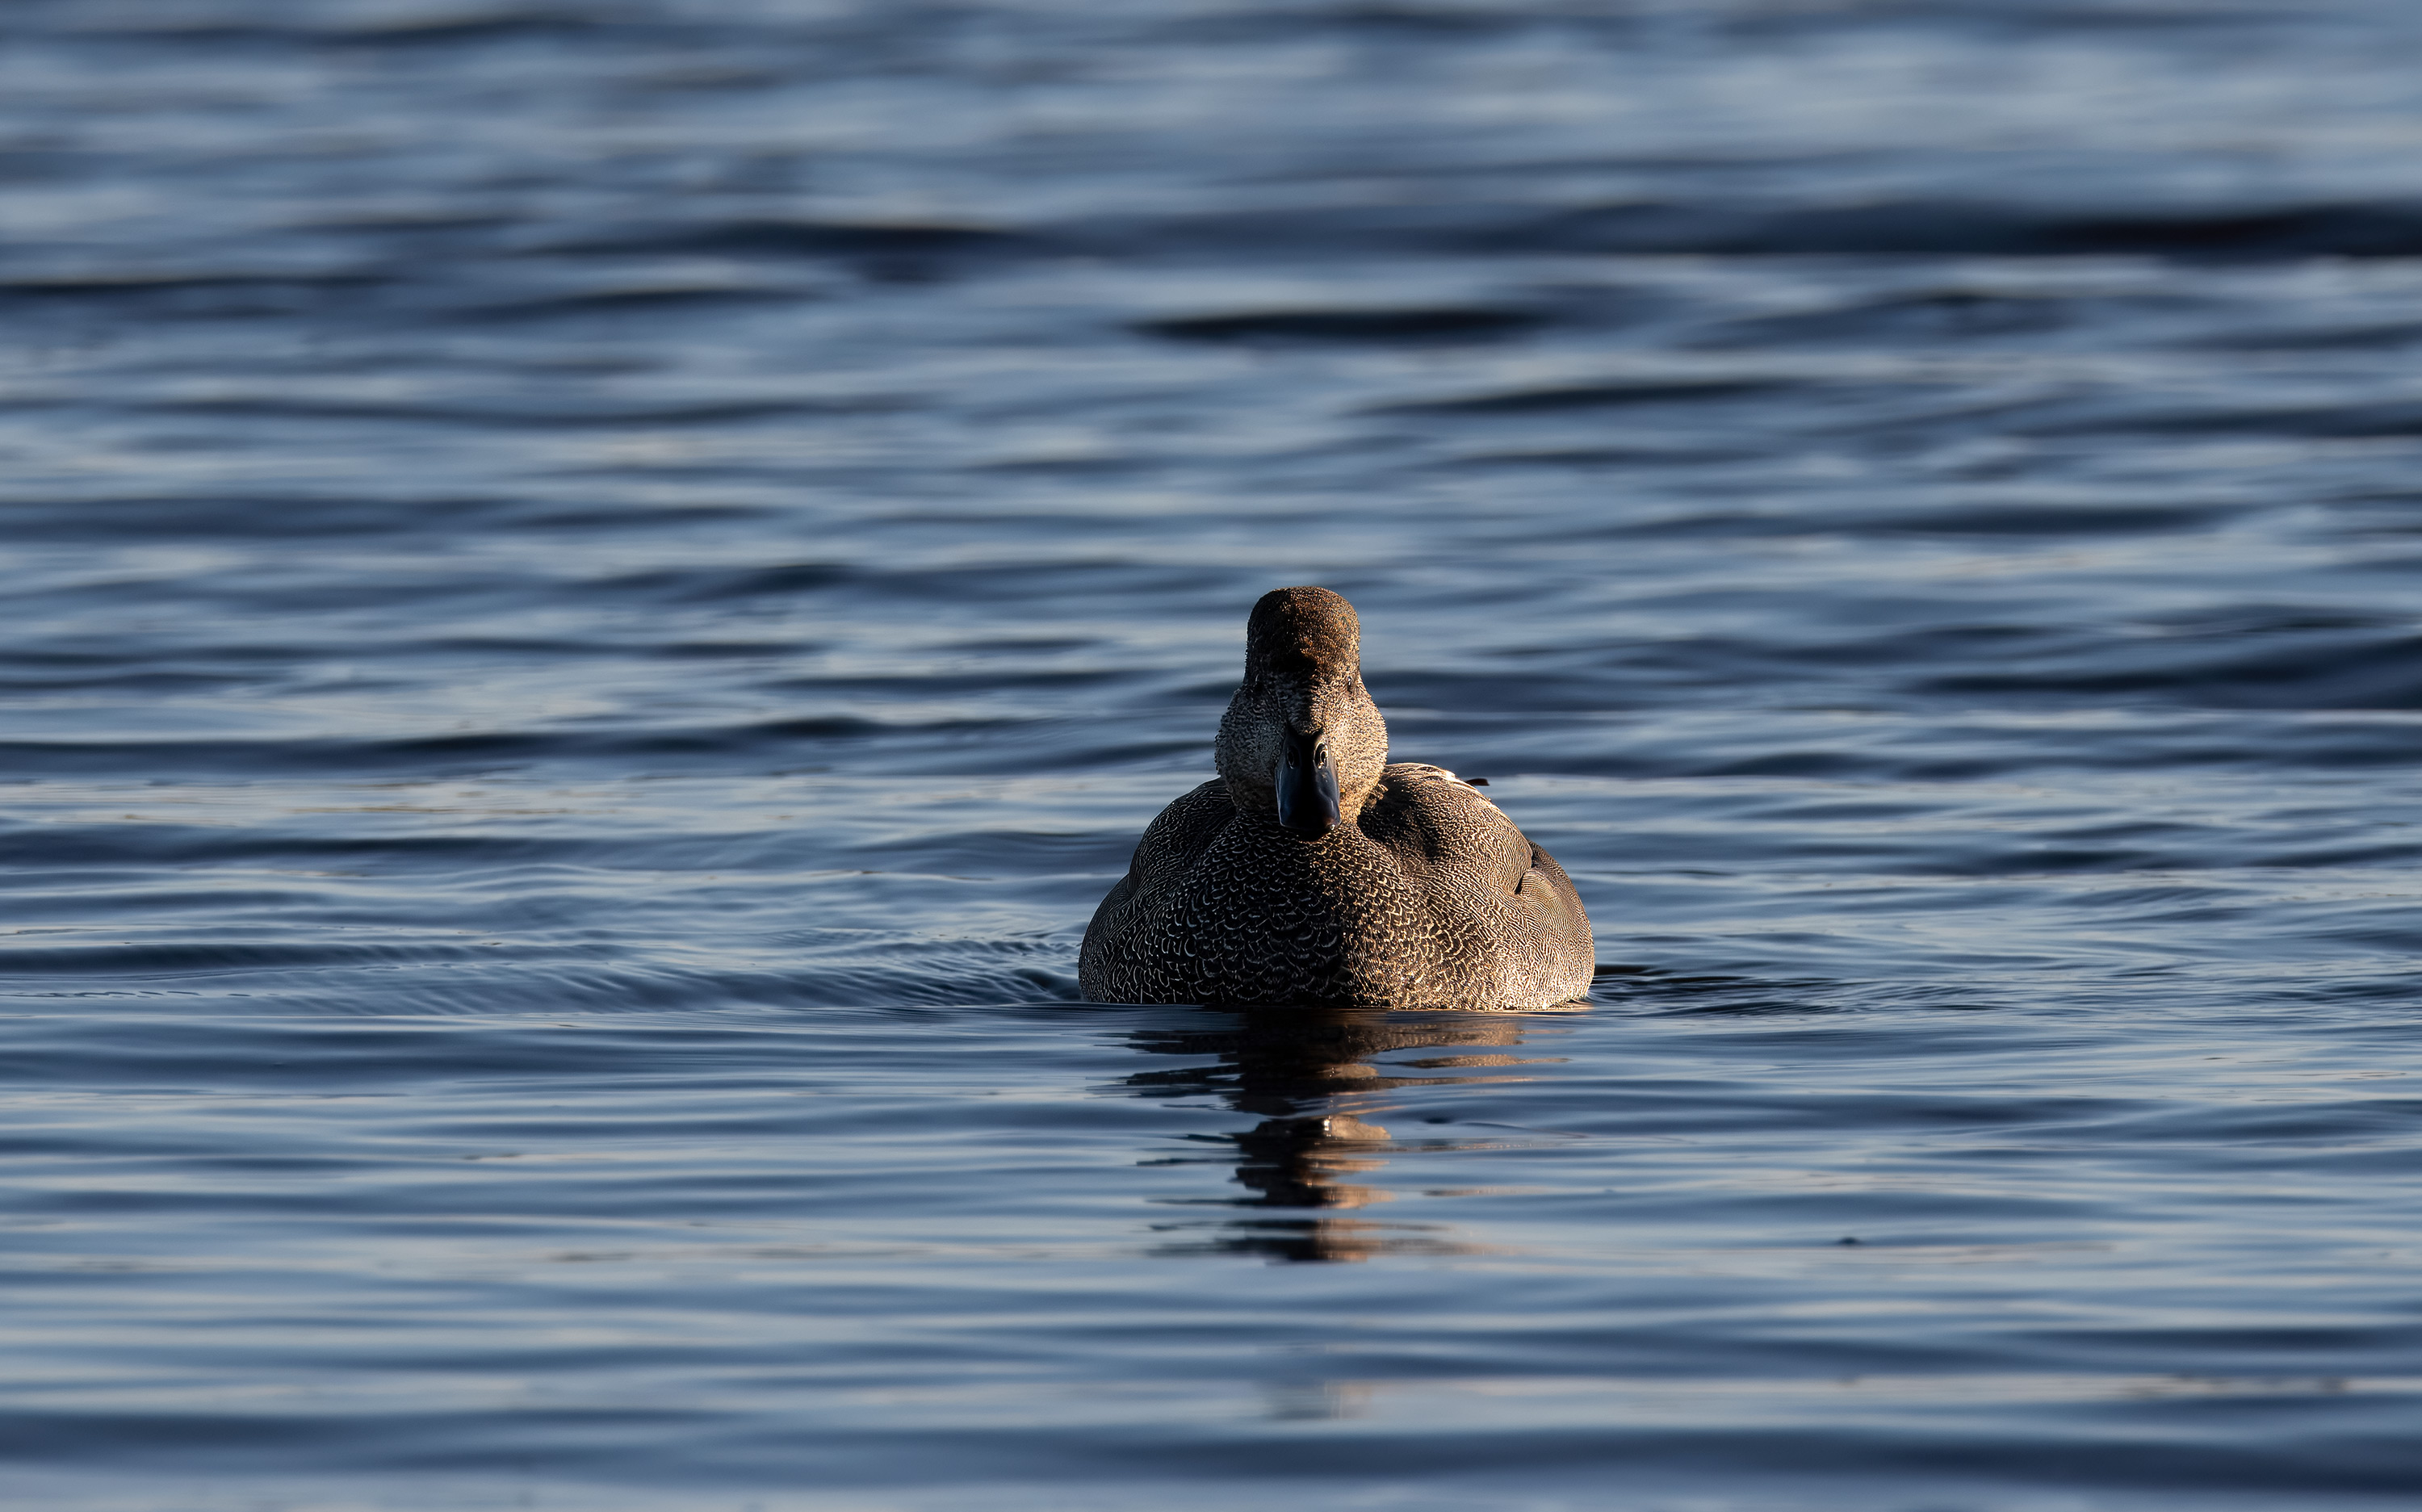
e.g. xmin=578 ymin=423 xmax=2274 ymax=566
xmin=1213 ymin=587 xmax=1389 ymax=837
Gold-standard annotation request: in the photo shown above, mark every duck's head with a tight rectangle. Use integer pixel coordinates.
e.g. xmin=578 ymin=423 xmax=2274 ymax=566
xmin=1214 ymin=586 xmax=1389 ymax=838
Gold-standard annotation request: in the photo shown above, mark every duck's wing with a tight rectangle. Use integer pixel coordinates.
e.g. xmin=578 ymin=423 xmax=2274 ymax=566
xmin=1079 ymin=779 xmax=1234 ymax=997
xmin=1363 ymin=764 xmax=1529 ymax=886
xmin=1362 ymin=764 xmax=1594 ymax=1006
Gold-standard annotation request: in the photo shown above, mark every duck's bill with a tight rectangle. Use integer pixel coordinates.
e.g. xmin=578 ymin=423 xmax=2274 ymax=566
xmin=1276 ymin=730 xmax=1343 ymax=836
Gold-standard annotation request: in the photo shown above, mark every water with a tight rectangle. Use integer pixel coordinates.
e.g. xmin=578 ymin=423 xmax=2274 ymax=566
xmin=6 ymin=1 xmax=2422 ymax=1506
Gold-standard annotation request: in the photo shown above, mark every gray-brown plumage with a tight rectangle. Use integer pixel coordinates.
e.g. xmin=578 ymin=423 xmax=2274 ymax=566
xmin=1080 ymin=587 xmax=1594 ymax=1008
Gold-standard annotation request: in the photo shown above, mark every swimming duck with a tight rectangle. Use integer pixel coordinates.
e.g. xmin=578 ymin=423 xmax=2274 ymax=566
xmin=1080 ymin=587 xmax=1593 ymax=1008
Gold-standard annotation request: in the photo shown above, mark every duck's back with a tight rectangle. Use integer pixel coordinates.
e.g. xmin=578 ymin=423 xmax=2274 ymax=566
xmin=1079 ymin=764 xmax=1592 ymax=1008
xmin=1360 ymin=764 xmax=1594 ymax=1007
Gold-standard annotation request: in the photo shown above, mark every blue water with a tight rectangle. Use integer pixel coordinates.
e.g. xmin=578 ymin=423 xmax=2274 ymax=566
xmin=7 ymin=2 xmax=2422 ymax=1507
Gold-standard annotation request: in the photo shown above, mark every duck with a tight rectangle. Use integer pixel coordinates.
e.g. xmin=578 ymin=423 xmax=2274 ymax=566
xmin=1079 ymin=586 xmax=1593 ymax=1008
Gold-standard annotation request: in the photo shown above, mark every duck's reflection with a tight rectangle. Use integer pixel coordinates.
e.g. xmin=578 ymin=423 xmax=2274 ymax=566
xmin=1121 ymin=1007 xmax=1564 ymax=1263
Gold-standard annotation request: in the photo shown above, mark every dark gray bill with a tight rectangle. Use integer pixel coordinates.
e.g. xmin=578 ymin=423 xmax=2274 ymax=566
xmin=1275 ymin=728 xmax=1342 ymax=836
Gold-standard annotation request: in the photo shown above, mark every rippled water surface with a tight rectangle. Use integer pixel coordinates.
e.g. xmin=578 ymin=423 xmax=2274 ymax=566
xmin=8 ymin=2 xmax=2422 ymax=1507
